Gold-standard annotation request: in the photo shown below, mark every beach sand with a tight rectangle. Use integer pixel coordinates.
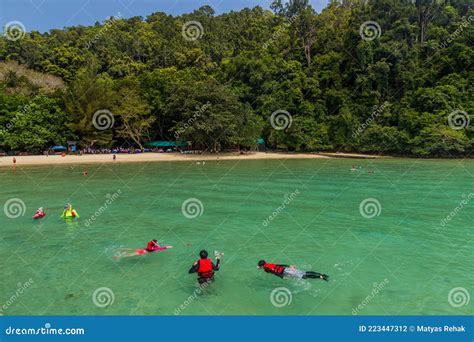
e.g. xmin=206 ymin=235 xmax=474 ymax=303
xmin=0 ymin=152 xmax=388 ymax=168
xmin=0 ymin=152 xmax=338 ymax=167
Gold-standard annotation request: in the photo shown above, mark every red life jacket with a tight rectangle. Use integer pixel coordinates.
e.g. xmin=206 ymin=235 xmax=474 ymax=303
xmin=146 ymin=241 xmax=156 ymax=251
xmin=197 ymin=259 xmax=214 ymax=279
xmin=263 ymin=263 xmax=285 ymax=275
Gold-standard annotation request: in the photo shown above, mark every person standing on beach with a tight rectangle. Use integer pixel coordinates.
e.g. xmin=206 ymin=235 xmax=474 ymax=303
xmin=189 ymin=250 xmax=221 ymax=284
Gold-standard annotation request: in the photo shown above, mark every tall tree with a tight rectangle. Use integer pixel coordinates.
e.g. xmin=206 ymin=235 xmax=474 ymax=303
xmin=64 ymin=70 xmax=116 ymax=147
xmin=114 ymin=87 xmax=154 ymax=150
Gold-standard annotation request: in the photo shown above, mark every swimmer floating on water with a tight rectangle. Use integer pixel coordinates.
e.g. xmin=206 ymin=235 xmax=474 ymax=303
xmin=144 ymin=239 xmax=173 ymax=253
xmin=189 ymin=250 xmax=221 ymax=284
xmin=115 ymin=240 xmax=173 ymax=259
xmin=257 ymin=260 xmax=329 ymax=281
xmin=61 ymin=204 xmax=80 ymax=219
xmin=33 ymin=207 xmax=46 ymax=219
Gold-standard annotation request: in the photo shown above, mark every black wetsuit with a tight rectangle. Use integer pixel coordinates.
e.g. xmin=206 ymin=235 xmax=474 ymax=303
xmin=302 ymin=271 xmax=327 ymax=280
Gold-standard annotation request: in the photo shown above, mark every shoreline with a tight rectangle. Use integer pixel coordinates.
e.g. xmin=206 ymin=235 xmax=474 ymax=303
xmin=0 ymin=152 xmax=331 ymax=168
xmin=1 ymin=152 xmax=471 ymax=168
xmin=0 ymin=152 xmax=386 ymax=168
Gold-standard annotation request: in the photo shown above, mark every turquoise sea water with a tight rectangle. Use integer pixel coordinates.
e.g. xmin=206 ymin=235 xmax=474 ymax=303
xmin=1 ymin=159 xmax=473 ymax=315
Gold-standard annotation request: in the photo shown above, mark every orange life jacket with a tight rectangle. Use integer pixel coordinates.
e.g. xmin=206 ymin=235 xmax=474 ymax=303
xmin=197 ymin=259 xmax=214 ymax=279
xmin=263 ymin=263 xmax=285 ymax=275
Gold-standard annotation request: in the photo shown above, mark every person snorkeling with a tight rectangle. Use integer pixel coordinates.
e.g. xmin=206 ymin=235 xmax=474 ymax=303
xmin=33 ymin=207 xmax=46 ymax=219
xmin=145 ymin=239 xmax=173 ymax=252
xmin=189 ymin=250 xmax=221 ymax=284
xmin=115 ymin=240 xmax=173 ymax=259
xmin=61 ymin=204 xmax=80 ymax=219
xmin=257 ymin=260 xmax=329 ymax=281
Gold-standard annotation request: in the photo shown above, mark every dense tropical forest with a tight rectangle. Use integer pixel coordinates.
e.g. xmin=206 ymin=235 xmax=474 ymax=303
xmin=0 ymin=0 xmax=472 ymax=156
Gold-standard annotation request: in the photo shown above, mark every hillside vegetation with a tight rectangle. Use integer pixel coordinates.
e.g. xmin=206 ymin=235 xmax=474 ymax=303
xmin=0 ymin=0 xmax=472 ymax=156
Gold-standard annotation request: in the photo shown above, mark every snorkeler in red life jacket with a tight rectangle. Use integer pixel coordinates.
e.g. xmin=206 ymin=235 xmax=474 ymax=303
xmin=258 ymin=260 xmax=329 ymax=281
xmin=144 ymin=239 xmax=173 ymax=252
xmin=114 ymin=240 xmax=173 ymax=259
xmin=261 ymin=263 xmax=286 ymax=277
xmin=189 ymin=250 xmax=221 ymax=284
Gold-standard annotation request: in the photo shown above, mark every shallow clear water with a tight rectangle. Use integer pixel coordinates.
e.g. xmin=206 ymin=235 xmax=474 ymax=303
xmin=1 ymin=159 xmax=473 ymax=315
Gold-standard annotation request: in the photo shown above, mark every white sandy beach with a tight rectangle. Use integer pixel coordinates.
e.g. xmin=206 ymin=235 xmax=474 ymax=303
xmin=0 ymin=151 xmax=388 ymax=168
xmin=0 ymin=152 xmax=335 ymax=167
